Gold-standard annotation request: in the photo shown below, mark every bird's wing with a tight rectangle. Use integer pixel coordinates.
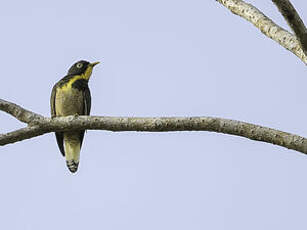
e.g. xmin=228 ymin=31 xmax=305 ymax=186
xmin=79 ymin=86 xmax=91 ymax=148
xmin=50 ymin=84 xmax=57 ymax=118
xmin=84 ymin=86 xmax=91 ymax=115
xmin=50 ymin=84 xmax=65 ymax=156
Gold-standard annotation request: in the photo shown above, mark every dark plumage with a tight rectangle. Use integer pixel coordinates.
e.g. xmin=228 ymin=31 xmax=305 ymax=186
xmin=50 ymin=60 xmax=99 ymax=173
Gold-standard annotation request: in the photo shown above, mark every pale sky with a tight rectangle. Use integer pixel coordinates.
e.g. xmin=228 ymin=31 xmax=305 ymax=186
xmin=1 ymin=0 xmax=307 ymax=229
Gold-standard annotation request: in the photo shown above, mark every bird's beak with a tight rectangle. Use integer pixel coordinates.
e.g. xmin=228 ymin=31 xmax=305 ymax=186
xmin=90 ymin=61 xmax=100 ymax=67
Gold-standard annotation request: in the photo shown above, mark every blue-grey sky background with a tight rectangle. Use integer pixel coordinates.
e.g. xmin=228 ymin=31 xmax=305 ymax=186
xmin=1 ymin=0 xmax=307 ymax=229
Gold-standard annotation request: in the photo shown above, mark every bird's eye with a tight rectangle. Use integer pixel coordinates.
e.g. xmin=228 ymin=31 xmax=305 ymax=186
xmin=76 ymin=63 xmax=83 ymax=68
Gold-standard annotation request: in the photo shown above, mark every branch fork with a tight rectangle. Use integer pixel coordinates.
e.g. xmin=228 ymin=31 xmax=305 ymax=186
xmin=1 ymin=0 xmax=307 ymax=156
xmin=1 ymin=99 xmax=307 ymax=155
xmin=217 ymin=0 xmax=307 ymax=64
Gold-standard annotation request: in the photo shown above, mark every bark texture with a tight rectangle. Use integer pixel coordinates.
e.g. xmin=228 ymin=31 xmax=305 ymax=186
xmin=1 ymin=99 xmax=307 ymax=155
xmin=1 ymin=1 xmax=307 ymax=156
xmin=217 ymin=0 xmax=307 ymax=64
xmin=272 ymin=0 xmax=307 ymax=56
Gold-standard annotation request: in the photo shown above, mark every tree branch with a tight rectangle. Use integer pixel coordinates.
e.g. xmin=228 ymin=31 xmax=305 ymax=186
xmin=1 ymin=99 xmax=307 ymax=155
xmin=272 ymin=0 xmax=307 ymax=56
xmin=0 ymin=99 xmax=43 ymax=124
xmin=216 ymin=0 xmax=307 ymax=64
xmin=0 ymin=125 xmax=46 ymax=145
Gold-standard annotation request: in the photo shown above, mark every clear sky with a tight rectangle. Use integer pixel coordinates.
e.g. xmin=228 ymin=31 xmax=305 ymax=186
xmin=1 ymin=0 xmax=307 ymax=229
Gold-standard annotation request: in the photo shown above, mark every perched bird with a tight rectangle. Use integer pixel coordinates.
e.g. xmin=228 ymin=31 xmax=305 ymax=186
xmin=50 ymin=60 xmax=99 ymax=173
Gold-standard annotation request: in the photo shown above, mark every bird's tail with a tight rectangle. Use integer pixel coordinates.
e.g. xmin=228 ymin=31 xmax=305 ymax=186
xmin=64 ymin=133 xmax=81 ymax=173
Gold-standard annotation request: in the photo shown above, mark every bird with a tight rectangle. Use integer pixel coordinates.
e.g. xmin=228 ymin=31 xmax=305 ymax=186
xmin=50 ymin=60 xmax=99 ymax=173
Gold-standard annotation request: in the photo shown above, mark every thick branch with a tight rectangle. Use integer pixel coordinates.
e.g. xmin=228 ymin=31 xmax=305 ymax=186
xmin=1 ymin=99 xmax=307 ymax=155
xmin=216 ymin=0 xmax=307 ymax=64
xmin=0 ymin=125 xmax=46 ymax=145
xmin=272 ymin=0 xmax=307 ymax=56
xmin=0 ymin=99 xmax=43 ymax=124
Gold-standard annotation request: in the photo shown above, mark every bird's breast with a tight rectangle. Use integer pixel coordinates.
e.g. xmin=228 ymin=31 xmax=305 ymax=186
xmin=55 ymin=86 xmax=84 ymax=116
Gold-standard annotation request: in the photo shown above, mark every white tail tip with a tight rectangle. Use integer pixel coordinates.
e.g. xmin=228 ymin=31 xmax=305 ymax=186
xmin=66 ymin=160 xmax=79 ymax=173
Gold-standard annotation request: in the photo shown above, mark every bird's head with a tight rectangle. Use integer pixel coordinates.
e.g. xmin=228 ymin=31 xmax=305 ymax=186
xmin=67 ymin=60 xmax=100 ymax=80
